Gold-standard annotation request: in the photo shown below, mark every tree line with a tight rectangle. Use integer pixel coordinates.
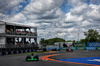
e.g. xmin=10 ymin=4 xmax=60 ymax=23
xmin=80 ymin=29 xmax=100 ymax=43
xmin=39 ymin=37 xmax=65 ymax=45
xmin=39 ymin=29 xmax=100 ymax=45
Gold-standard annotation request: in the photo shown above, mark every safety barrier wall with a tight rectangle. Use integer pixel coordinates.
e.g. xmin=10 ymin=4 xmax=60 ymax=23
xmin=0 ymin=48 xmax=37 ymax=56
xmin=46 ymin=47 xmax=61 ymax=51
xmin=0 ymin=45 xmax=38 ymax=56
xmin=61 ymin=47 xmax=100 ymax=50
xmin=87 ymin=42 xmax=100 ymax=47
xmin=85 ymin=47 xmax=96 ymax=50
xmin=76 ymin=47 xmax=85 ymax=50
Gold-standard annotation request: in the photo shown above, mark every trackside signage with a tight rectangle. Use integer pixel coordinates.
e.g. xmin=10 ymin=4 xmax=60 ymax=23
xmin=74 ymin=43 xmax=86 ymax=47
xmin=69 ymin=47 xmax=76 ymax=50
xmin=76 ymin=47 xmax=85 ymax=50
xmin=97 ymin=47 xmax=100 ymax=50
xmin=61 ymin=47 xmax=67 ymax=50
xmin=87 ymin=42 xmax=100 ymax=47
xmin=86 ymin=47 xmax=96 ymax=50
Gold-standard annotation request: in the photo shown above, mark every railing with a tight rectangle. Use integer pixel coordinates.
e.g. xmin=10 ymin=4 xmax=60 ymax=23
xmin=0 ymin=44 xmax=38 ymax=48
xmin=5 ymin=30 xmax=37 ymax=36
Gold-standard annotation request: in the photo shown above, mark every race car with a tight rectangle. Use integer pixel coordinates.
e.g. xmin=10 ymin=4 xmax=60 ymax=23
xmin=26 ymin=53 xmax=39 ymax=61
xmin=52 ymin=48 xmax=60 ymax=51
xmin=66 ymin=48 xmax=73 ymax=52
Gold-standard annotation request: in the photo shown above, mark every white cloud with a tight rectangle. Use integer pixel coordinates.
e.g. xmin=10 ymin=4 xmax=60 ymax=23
xmin=9 ymin=13 xmax=27 ymax=22
xmin=0 ymin=0 xmax=24 ymax=13
xmin=23 ymin=0 xmax=65 ymax=14
xmin=82 ymin=20 xmax=90 ymax=26
xmin=65 ymin=12 xmax=83 ymax=22
xmin=70 ymin=3 xmax=89 ymax=15
xmin=86 ymin=4 xmax=100 ymax=21
xmin=0 ymin=0 xmax=100 ymax=42
xmin=0 ymin=13 xmax=27 ymax=24
xmin=62 ymin=0 xmax=100 ymax=41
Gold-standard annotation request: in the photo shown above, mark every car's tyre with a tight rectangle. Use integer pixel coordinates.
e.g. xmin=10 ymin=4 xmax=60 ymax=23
xmin=71 ymin=49 xmax=73 ymax=51
xmin=66 ymin=49 xmax=69 ymax=51
xmin=26 ymin=58 xmax=28 ymax=61
xmin=35 ymin=55 xmax=39 ymax=61
xmin=58 ymin=49 xmax=60 ymax=51
xmin=26 ymin=55 xmax=31 ymax=61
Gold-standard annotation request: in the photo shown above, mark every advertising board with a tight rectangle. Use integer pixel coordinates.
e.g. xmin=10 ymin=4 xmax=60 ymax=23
xmin=87 ymin=42 xmax=100 ymax=47
xmin=69 ymin=47 xmax=76 ymax=50
xmin=74 ymin=43 xmax=86 ymax=47
xmin=76 ymin=47 xmax=85 ymax=50
xmin=85 ymin=47 xmax=96 ymax=50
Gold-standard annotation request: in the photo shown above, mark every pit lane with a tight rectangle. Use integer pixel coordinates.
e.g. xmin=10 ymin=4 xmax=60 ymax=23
xmin=0 ymin=50 xmax=100 ymax=66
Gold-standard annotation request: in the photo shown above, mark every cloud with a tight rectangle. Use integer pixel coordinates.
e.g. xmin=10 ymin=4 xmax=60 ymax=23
xmin=65 ymin=0 xmax=100 ymax=28
xmin=23 ymin=0 xmax=65 ymax=14
xmin=71 ymin=3 xmax=89 ymax=15
xmin=0 ymin=0 xmax=24 ymax=13
xmin=0 ymin=0 xmax=100 ymax=42
xmin=62 ymin=0 xmax=100 ymax=41
xmin=86 ymin=4 xmax=100 ymax=21
xmin=82 ymin=20 xmax=90 ymax=26
xmin=8 ymin=13 xmax=27 ymax=22
xmin=65 ymin=12 xmax=83 ymax=22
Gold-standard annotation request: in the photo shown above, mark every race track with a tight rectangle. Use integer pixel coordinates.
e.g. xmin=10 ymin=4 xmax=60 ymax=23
xmin=0 ymin=50 xmax=100 ymax=66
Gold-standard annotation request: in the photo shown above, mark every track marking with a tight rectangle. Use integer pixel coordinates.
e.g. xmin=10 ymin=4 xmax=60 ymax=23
xmin=88 ymin=59 xmax=100 ymax=62
xmin=45 ymin=51 xmax=56 ymax=53
xmin=40 ymin=54 xmax=100 ymax=66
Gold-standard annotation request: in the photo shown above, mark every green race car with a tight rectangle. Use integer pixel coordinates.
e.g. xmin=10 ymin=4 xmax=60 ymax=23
xmin=26 ymin=53 xmax=39 ymax=61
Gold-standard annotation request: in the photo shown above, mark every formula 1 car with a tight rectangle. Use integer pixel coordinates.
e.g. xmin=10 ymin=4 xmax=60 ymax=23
xmin=52 ymin=48 xmax=60 ymax=51
xmin=66 ymin=48 xmax=73 ymax=52
xmin=26 ymin=53 xmax=39 ymax=61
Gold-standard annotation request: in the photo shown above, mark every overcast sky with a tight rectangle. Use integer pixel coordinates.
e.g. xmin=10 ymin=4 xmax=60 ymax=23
xmin=0 ymin=0 xmax=100 ymax=42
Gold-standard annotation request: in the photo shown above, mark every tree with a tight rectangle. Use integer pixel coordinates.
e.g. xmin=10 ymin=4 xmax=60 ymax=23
xmin=80 ymin=39 xmax=87 ymax=43
xmin=47 ymin=37 xmax=65 ymax=44
xmin=39 ymin=37 xmax=65 ymax=45
xmin=84 ymin=29 xmax=99 ymax=42
xmin=66 ymin=40 xmax=72 ymax=42
xmin=97 ymin=35 xmax=100 ymax=42
xmin=40 ymin=38 xmax=45 ymax=44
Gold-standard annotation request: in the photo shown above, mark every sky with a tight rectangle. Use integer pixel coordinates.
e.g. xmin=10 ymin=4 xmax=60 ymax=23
xmin=0 ymin=0 xmax=100 ymax=43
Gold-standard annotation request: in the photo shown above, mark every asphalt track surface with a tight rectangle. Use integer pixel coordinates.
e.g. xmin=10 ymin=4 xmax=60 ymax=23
xmin=0 ymin=50 xmax=100 ymax=66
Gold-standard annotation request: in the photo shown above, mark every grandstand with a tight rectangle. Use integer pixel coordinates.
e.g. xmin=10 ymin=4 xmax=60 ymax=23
xmin=0 ymin=21 xmax=38 ymax=55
